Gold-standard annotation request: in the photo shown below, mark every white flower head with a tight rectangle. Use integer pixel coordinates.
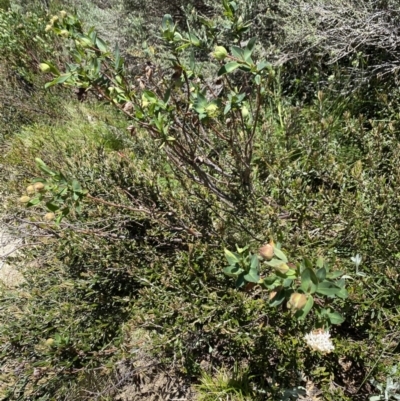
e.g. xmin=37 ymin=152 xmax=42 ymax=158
xmin=351 ymin=254 xmax=362 ymax=268
xmin=304 ymin=329 xmax=334 ymax=354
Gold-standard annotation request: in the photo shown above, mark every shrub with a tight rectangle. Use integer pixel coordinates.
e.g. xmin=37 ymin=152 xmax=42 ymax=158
xmin=0 ymin=7 xmax=68 ymax=139
xmin=1 ymin=1 xmax=400 ymax=400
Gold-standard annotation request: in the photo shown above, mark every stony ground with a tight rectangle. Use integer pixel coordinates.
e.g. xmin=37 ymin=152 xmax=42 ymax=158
xmin=0 ymin=226 xmax=25 ymax=287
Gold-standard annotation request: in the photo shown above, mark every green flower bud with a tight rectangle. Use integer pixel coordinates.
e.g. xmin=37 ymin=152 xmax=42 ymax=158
xmin=213 ymin=46 xmax=228 ymax=61
xmin=241 ymin=105 xmax=249 ymax=118
xmin=39 ymin=63 xmax=51 ymax=73
xmin=275 ymin=263 xmax=290 ymax=274
xmin=205 ymin=103 xmax=219 ymax=118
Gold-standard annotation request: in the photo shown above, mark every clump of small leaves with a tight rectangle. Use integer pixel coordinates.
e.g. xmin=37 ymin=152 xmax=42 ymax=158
xmin=223 ymin=242 xmax=347 ymax=328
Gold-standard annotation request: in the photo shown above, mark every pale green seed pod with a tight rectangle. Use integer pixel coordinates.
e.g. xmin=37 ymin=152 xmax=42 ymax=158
xmin=213 ymin=46 xmax=228 ymax=61
xmin=275 ymin=263 xmax=290 ymax=274
xmin=39 ymin=63 xmax=51 ymax=73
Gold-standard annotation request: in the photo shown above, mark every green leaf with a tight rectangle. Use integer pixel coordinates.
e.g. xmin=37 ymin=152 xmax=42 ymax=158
xmin=218 ymin=62 xmax=241 ymax=76
xmin=315 ymin=283 xmax=341 ymax=297
xmin=244 ymin=269 xmax=259 ymax=283
xmin=223 ymin=265 xmax=243 ymax=276
xmin=316 ymin=267 xmax=326 ymax=281
xmin=266 ymin=258 xmax=285 ymax=268
xmin=224 ymin=248 xmax=239 ymax=265
xmin=256 ymin=60 xmax=270 ymax=71
xmin=235 ymin=244 xmax=249 ymax=253
xmin=327 ymin=311 xmax=345 ymax=325
xmin=273 ymin=247 xmax=288 ymax=262
xmin=250 ymin=254 xmax=259 ymax=271
xmin=193 ymin=92 xmax=208 ymax=113
xmin=45 ymin=202 xmax=60 ymax=212
xmin=96 ymin=37 xmax=108 ymax=53
xmin=282 ymin=278 xmax=293 ymax=287
xmin=72 ymin=179 xmax=82 ymax=193
xmin=58 ymin=187 xmax=68 ymax=197
xmin=269 ymin=289 xmax=285 ymax=307
xmin=263 ymin=274 xmax=279 ymax=286
xmin=162 ymin=14 xmax=174 ymax=31
xmin=316 ymin=256 xmax=324 ymax=268
xmin=28 ymin=197 xmax=41 ymax=207
xmin=90 ymin=57 xmax=101 ymax=76
xmin=336 ymin=287 xmax=348 ymax=299
xmin=45 ymin=73 xmax=72 ymax=88
xmin=188 ymin=33 xmax=200 ymax=46
xmin=244 ymin=37 xmax=256 ymax=61
xmin=55 ymin=213 xmax=64 ymax=225
xmin=231 ymin=45 xmax=244 ymax=60
xmin=304 ymin=258 xmax=313 ymax=269
xmin=327 ymin=271 xmax=344 ymax=279
xmin=35 ymin=158 xmax=57 ymax=176
xmin=235 ymin=273 xmax=245 ymax=288
xmin=223 ymin=102 xmax=232 ymax=115
xmin=300 ymin=268 xmax=318 ymax=293
xmin=114 ymin=46 xmax=122 ymax=70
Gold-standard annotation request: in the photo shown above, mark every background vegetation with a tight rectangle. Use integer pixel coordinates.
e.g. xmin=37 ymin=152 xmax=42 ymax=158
xmin=1 ymin=0 xmax=400 ymax=400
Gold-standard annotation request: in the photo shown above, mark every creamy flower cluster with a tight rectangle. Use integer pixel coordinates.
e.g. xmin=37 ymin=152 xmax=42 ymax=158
xmin=304 ymin=329 xmax=334 ymax=354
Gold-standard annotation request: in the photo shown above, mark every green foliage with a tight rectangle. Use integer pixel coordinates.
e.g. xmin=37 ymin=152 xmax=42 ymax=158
xmin=370 ymin=364 xmax=400 ymax=401
xmin=0 ymin=0 xmax=9 ymax=10
xmin=39 ymin=8 xmax=274 ymax=207
xmin=0 ymin=8 xmax=68 ymax=139
xmin=2 ymin=1 xmax=400 ymax=400
xmin=196 ymin=364 xmax=254 ymax=400
xmin=223 ymin=244 xmax=347 ymax=327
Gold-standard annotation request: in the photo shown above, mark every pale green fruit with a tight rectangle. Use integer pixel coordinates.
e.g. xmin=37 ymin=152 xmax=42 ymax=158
xmin=205 ymin=103 xmax=219 ymax=118
xmin=275 ymin=263 xmax=290 ymax=274
xmin=212 ymin=46 xmax=228 ymax=61
xmin=39 ymin=63 xmax=51 ymax=73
